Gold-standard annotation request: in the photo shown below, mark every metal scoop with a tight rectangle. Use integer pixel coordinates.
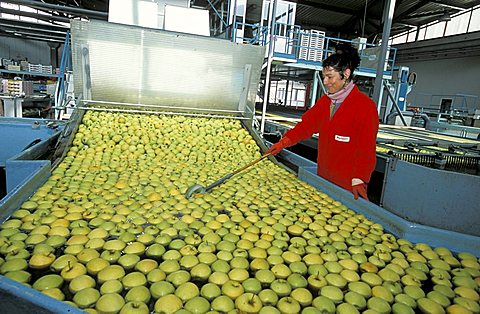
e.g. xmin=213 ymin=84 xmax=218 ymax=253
xmin=185 ymin=153 xmax=271 ymax=199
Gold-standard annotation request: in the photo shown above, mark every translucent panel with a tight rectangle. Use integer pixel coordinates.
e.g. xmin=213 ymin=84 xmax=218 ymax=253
xmin=425 ymin=22 xmax=445 ymax=39
xmin=1 ymin=14 xmax=18 ymax=20
xmin=19 ymin=5 xmax=36 ymax=12
xmin=1 ymin=3 xmax=18 ymax=9
xmin=445 ymin=13 xmax=469 ymax=36
xmin=417 ymin=26 xmax=427 ymax=40
xmin=469 ymin=7 xmax=480 ymax=32
xmin=71 ymin=20 xmax=265 ymax=119
xmin=406 ymin=29 xmax=417 ymax=42
xmin=20 ymin=16 xmax=37 ymax=23
xmin=391 ymin=33 xmax=407 ymax=45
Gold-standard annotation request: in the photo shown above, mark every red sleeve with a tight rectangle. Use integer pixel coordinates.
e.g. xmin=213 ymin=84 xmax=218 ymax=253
xmin=352 ymin=97 xmax=379 ymax=183
xmin=282 ymin=97 xmax=325 ymax=144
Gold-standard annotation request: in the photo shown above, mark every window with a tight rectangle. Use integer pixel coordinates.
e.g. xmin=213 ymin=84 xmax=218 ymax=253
xmin=445 ymin=12 xmax=470 ymax=36
xmin=417 ymin=27 xmax=426 ymax=41
xmin=406 ymin=29 xmax=418 ymax=42
xmin=425 ymin=22 xmax=446 ymax=39
xmin=389 ymin=5 xmax=480 ymax=43
xmin=469 ymin=7 xmax=480 ymax=32
xmin=391 ymin=33 xmax=408 ymax=45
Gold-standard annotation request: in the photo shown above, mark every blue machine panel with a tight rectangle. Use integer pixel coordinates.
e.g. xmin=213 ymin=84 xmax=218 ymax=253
xmin=382 ymin=158 xmax=480 ymax=237
xmin=0 ymin=118 xmax=61 ymax=166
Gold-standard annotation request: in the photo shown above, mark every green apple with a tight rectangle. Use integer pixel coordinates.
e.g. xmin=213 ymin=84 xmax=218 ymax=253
xmin=242 ymin=278 xmax=262 ymax=294
xmin=271 ymin=279 xmax=292 ymax=297
xmin=185 ymin=296 xmax=211 ymax=314
xmin=290 ymin=287 xmax=313 ymax=307
xmin=417 ymin=297 xmax=445 ymax=314
xmin=235 ymin=293 xmax=263 ymax=313
xmin=221 ymin=280 xmax=244 ymax=300
xmin=336 ymin=303 xmax=359 ymax=314
xmin=427 ymin=290 xmax=451 ymax=308
xmin=150 ymin=281 xmax=175 ymax=299
xmin=312 ymin=296 xmax=335 ymax=313
xmin=211 ymin=295 xmax=235 ymax=312
xmin=344 ymin=291 xmax=367 ymax=310
xmin=277 ymin=297 xmax=301 ymax=314
xmin=320 ymin=285 xmax=343 ymax=304
xmin=258 ymin=289 xmax=278 ymax=306
xmin=367 ymin=296 xmax=391 ymax=314
xmin=348 ymin=281 xmax=372 ymax=298
xmin=154 ymin=294 xmax=183 ymax=313
xmin=175 ymin=282 xmax=199 ymax=302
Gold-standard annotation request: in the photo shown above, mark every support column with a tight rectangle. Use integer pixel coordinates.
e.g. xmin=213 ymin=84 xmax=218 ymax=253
xmin=372 ymin=0 xmax=396 ymax=118
xmin=310 ymin=70 xmax=318 ymax=108
xmin=260 ymin=0 xmax=276 ymax=135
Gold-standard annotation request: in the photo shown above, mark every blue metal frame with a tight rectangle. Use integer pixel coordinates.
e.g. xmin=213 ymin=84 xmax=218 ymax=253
xmin=55 ymin=31 xmax=71 ymax=117
xmin=0 ymin=276 xmax=83 ymax=314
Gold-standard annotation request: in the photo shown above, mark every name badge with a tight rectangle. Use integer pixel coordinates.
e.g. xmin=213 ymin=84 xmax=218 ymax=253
xmin=335 ymin=135 xmax=350 ymax=142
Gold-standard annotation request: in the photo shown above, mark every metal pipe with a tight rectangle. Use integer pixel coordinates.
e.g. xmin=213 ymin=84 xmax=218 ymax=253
xmin=58 ymin=106 xmax=249 ymax=120
xmin=260 ymin=0 xmax=277 ymax=135
xmin=372 ymin=0 xmax=396 ymax=111
xmin=80 ymin=100 xmax=244 ymax=114
xmin=383 ymin=80 xmax=408 ymax=126
xmin=3 ymin=0 xmax=108 ymax=18
xmin=310 ymin=71 xmax=318 ymax=109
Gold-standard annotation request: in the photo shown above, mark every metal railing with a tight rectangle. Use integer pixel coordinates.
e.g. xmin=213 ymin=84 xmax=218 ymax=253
xmin=231 ymin=21 xmax=397 ymax=76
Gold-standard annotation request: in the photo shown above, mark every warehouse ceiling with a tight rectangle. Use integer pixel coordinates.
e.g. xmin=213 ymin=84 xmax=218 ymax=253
xmin=0 ymin=0 xmax=479 ymax=43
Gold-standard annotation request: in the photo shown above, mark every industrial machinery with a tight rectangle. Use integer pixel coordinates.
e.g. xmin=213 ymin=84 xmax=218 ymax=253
xmin=0 ymin=20 xmax=478 ymax=313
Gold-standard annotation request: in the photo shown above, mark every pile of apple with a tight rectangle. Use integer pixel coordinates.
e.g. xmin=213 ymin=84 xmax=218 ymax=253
xmin=0 ymin=111 xmax=479 ymax=314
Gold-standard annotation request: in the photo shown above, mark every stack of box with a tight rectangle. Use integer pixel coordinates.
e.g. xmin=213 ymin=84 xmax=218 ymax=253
xmin=1 ymin=79 xmax=34 ymax=96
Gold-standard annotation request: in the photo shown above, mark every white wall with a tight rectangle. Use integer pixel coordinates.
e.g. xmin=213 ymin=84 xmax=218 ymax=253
xmin=403 ymin=55 xmax=480 ymax=112
xmin=0 ymin=37 xmax=52 ymax=65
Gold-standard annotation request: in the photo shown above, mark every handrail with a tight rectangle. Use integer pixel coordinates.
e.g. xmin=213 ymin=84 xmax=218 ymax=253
xmin=232 ymin=21 xmax=397 ymax=76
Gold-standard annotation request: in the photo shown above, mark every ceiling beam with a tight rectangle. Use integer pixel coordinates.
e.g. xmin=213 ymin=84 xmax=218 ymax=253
xmin=431 ymin=0 xmax=469 ymax=11
xmin=2 ymin=0 xmax=108 ymax=19
xmin=337 ymin=0 xmax=382 ymax=37
xmin=0 ymin=18 xmax=69 ymax=35
xmin=0 ymin=7 xmax=71 ymax=23
xmin=0 ymin=30 xmax=63 ymax=42
xmin=393 ymin=0 xmax=431 ymax=20
xmin=292 ymin=0 xmax=358 ymax=15
xmin=406 ymin=10 xmax=450 ymax=18
xmin=0 ymin=26 xmax=65 ymax=40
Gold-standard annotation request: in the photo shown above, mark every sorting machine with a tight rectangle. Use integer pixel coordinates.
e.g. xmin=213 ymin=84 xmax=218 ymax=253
xmin=0 ymin=19 xmax=478 ymax=312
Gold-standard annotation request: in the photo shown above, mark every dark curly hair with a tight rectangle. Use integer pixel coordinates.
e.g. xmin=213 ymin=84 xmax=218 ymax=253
xmin=322 ymin=42 xmax=361 ymax=80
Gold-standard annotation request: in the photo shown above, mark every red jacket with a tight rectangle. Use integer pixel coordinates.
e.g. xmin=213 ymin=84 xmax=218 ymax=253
xmin=283 ymin=85 xmax=379 ymax=191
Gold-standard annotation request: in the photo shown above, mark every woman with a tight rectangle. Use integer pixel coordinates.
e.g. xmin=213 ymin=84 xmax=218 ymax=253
xmin=265 ymin=43 xmax=379 ymax=200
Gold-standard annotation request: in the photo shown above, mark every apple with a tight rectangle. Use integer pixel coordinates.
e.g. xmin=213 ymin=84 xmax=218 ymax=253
xmin=291 ymin=287 xmax=313 ymax=307
xmin=258 ymin=289 xmax=278 ymax=306
xmin=222 ymin=280 xmax=244 ymax=300
xmin=235 ymin=293 xmax=263 ymax=313
xmin=175 ymin=282 xmax=199 ymax=302
xmin=185 ymin=296 xmax=211 ymax=314
xmin=242 ymin=278 xmax=262 ymax=294
xmin=277 ymin=297 xmax=301 ymax=314
xmin=312 ymin=296 xmax=335 ymax=313
xmin=271 ymin=279 xmax=292 ymax=297
xmin=211 ymin=295 xmax=235 ymax=312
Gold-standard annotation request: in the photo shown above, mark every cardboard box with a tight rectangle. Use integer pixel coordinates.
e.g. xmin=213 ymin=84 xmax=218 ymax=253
xmin=7 ymin=65 xmax=21 ymax=71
